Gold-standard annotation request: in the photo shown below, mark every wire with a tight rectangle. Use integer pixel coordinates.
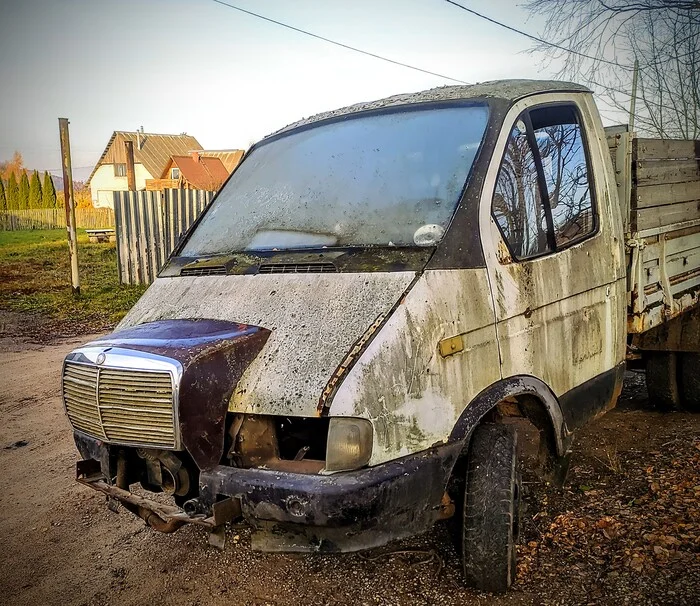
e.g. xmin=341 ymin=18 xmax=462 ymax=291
xmin=586 ymin=78 xmax=698 ymax=115
xmin=442 ymin=0 xmax=634 ymax=72
xmin=208 ymin=0 xmax=469 ymax=84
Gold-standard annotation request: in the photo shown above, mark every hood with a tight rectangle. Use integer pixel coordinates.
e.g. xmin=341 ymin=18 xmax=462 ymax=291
xmin=83 ymin=319 xmax=270 ymax=470
xmin=119 ymin=272 xmax=416 ymax=417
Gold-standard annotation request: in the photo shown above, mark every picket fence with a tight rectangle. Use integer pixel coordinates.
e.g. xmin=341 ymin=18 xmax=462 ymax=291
xmin=0 ymin=208 xmax=115 ymax=231
xmin=113 ymin=189 xmax=214 ymax=285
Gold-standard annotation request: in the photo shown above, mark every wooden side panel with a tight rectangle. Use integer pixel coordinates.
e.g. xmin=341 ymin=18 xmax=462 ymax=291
xmin=636 ymin=181 xmax=700 ymax=208
xmin=635 ymin=200 xmax=700 ymax=231
xmin=636 ymin=139 xmax=698 ymax=161
xmin=630 ymin=136 xmax=700 ymax=233
xmin=627 ymin=136 xmax=700 ymax=333
xmin=606 ymin=130 xmax=632 ymax=234
xmin=636 ymin=159 xmax=700 ymax=185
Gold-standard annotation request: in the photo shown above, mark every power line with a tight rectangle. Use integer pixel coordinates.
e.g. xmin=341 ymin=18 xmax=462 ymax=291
xmin=208 ymin=0 xmax=469 ymax=84
xmin=209 ymin=0 xmax=687 ymax=118
xmin=442 ymin=0 xmax=634 ymax=72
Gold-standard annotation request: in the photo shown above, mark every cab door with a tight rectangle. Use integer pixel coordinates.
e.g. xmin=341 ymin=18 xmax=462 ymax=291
xmin=479 ymin=93 xmax=626 ymax=430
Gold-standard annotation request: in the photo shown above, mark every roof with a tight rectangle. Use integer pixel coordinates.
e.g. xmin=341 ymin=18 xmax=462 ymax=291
xmin=87 ymin=131 xmax=202 ymax=185
xmin=197 ymin=149 xmax=245 ymax=173
xmin=167 ymin=155 xmax=230 ymax=190
xmin=271 ymin=80 xmax=591 ymax=138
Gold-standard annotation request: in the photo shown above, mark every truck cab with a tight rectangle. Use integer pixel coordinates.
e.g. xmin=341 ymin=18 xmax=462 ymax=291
xmin=63 ymin=80 xmax=699 ymax=593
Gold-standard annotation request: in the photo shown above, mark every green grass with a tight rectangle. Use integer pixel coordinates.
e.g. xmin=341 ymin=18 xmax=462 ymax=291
xmin=0 ymin=229 xmax=147 ymax=335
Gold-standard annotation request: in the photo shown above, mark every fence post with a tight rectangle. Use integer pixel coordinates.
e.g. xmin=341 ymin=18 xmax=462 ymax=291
xmin=58 ymin=117 xmax=80 ymax=295
xmin=125 ymin=140 xmax=136 ymax=192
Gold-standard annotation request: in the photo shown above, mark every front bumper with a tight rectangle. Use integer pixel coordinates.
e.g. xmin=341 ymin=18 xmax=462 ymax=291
xmin=74 ymin=432 xmax=460 ymax=552
xmin=200 ymin=441 xmax=460 ymax=551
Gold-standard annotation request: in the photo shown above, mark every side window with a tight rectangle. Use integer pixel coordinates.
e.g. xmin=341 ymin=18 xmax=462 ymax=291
xmin=492 ymin=104 xmax=596 ymax=260
xmin=492 ymin=119 xmax=551 ymax=258
xmin=530 ymin=106 xmax=594 ymax=247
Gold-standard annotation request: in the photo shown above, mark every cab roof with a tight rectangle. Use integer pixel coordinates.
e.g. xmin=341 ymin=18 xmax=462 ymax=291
xmin=271 ymin=79 xmax=591 ymax=138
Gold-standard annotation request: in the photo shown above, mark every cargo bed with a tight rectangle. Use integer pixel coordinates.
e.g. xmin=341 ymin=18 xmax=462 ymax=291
xmin=607 ymin=127 xmax=700 ymax=333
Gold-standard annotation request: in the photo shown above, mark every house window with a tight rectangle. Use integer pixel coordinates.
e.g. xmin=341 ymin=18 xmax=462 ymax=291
xmin=492 ymin=104 xmax=596 ymax=260
xmin=171 ymin=167 xmax=180 ymax=180
xmin=114 ymin=163 xmax=127 ymax=177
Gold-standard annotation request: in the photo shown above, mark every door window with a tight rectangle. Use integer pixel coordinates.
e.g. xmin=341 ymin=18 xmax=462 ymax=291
xmin=531 ymin=106 xmax=594 ymax=248
xmin=492 ymin=119 xmax=551 ymax=258
xmin=492 ymin=104 xmax=596 ymax=260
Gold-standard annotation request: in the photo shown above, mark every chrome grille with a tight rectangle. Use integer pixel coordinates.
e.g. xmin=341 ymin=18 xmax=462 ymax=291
xmin=63 ymin=361 xmax=176 ymax=448
xmin=63 ymin=363 xmax=102 ymax=438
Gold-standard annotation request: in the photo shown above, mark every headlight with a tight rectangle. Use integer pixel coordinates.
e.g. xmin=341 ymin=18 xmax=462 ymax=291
xmin=325 ymin=417 xmax=373 ymax=472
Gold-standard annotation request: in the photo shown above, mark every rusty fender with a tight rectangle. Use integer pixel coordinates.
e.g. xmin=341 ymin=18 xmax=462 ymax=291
xmin=83 ymin=319 xmax=271 ymax=470
xmin=449 ymin=375 xmax=571 ymax=456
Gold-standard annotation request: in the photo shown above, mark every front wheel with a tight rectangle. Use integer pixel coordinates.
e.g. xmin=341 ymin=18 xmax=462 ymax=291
xmin=462 ymin=423 xmax=521 ymax=593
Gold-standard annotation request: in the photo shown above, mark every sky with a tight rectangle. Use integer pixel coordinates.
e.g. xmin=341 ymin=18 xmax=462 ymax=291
xmin=0 ymin=0 xmax=629 ymax=177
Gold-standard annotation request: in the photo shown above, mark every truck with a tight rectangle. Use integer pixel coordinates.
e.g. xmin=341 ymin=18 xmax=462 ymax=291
xmin=62 ymin=80 xmax=700 ymax=593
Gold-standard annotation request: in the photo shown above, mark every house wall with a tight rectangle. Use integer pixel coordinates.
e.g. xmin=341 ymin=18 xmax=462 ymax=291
xmin=90 ymin=163 xmax=153 ymax=208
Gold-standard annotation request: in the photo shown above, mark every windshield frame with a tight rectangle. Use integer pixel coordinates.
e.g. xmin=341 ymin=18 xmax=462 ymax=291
xmin=163 ymin=97 xmax=501 ymax=275
xmin=180 ymin=98 xmax=492 ymax=251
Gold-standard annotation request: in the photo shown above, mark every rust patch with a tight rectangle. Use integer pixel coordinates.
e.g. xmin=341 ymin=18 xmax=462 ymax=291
xmin=86 ymin=319 xmax=271 ymax=470
xmin=317 ymin=313 xmax=388 ymax=415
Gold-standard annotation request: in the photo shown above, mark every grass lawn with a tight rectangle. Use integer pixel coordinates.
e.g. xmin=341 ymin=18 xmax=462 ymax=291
xmin=0 ymin=229 xmax=147 ymax=337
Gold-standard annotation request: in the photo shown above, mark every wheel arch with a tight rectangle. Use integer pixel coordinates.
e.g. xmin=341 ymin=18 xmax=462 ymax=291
xmin=449 ymin=375 xmax=571 ymax=458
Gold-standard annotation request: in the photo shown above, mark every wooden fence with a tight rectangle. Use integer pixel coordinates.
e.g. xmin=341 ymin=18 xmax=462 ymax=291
xmin=113 ymin=189 xmax=214 ymax=284
xmin=0 ymin=208 xmax=115 ymax=231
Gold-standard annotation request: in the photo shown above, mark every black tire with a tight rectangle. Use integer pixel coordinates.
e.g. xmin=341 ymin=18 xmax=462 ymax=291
xmin=680 ymin=353 xmax=700 ymax=412
xmin=462 ymin=423 xmax=521 ymax=594
xmin=646 ymin=352 xmax=681 ymax=410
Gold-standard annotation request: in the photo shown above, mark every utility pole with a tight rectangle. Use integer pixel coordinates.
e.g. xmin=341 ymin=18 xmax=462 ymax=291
xmin=58 ymin=118 xmax=80 ymax=295
xmin=124 ymin=140 xmax=136 ymax=191
xmin=629 ymin=59 xmax=639 ymax=133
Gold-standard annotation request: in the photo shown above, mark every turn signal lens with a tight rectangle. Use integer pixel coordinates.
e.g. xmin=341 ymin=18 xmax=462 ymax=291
xmin=325 ymin=417 xmax=373 ymax=472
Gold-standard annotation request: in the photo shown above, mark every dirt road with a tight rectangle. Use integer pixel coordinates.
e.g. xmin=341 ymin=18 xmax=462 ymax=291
xmin=1 ymin=331 xmax=698 ymax=606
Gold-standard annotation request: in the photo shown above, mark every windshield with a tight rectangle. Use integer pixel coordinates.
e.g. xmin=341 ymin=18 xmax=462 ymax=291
xmin=181 ymin=104 xmax=489 ymax=256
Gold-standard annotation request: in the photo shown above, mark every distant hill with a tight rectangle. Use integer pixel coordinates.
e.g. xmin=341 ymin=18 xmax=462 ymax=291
xmin=45 ymin=166 xmax=94 ymax=192
xmin=1 ymin=168 xmax=93 ymax=192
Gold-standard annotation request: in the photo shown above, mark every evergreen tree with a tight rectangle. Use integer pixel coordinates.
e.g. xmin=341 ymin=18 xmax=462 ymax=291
xmin=0 ymin=179 xmax=6 ymax=211
xmin=6 ymin=173 xmax=19 ymax=210
xmin=43 ymin=172 xmax=57 ymax=208
xmin=29 ymin=171 xmax=43 ymax=209
xmin=18 ymin=171 xmax=30 ymax=210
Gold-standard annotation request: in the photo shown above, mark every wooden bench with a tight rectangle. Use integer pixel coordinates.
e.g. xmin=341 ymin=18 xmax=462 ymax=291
xmin=86 ymin=228 xmax=116 ymax=243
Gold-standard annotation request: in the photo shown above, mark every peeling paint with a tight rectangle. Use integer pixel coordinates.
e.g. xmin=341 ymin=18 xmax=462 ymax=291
xmin=329 ymin=269 xmax=500 ymax=465
xmin=478 ymin=92 xmax=627 ymax=399
xmin=119 ymin=272 xmax=415 ymax=418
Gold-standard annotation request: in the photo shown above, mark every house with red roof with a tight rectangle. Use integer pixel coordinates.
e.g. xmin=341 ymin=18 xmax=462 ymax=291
xmin=86 ymin=129 xmax=203 ymax=208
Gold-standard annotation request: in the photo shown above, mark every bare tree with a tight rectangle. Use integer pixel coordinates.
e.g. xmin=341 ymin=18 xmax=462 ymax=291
xmin=523 ymin=1 xmax=700 ymax=138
